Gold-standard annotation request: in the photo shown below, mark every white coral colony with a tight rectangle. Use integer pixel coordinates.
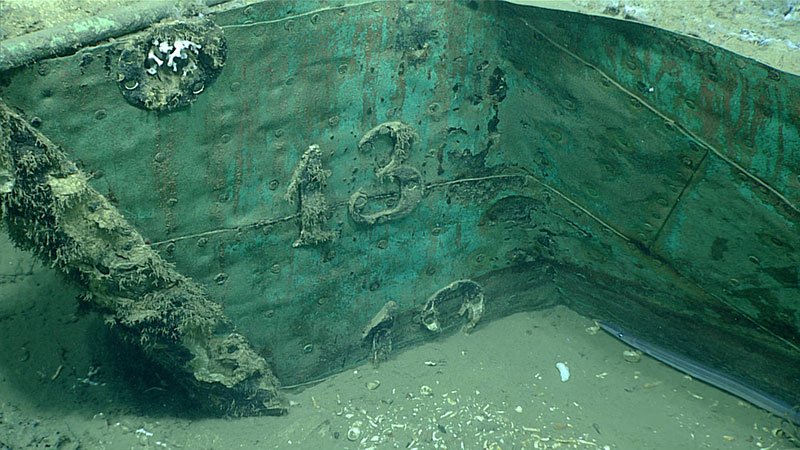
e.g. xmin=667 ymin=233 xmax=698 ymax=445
xmin=145 ymin=38 xmax=202 ymax=76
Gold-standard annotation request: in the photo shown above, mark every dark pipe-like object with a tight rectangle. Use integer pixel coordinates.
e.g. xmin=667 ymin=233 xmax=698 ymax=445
xmin=0 ymin=0 xmax=232 ymax=73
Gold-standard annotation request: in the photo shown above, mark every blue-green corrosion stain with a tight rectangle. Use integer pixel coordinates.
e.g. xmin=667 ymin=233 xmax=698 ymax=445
xmin=297 ymin=202 xmax=488 ymax=328
xmin=661 ymin=190 xmax=691 ymax=259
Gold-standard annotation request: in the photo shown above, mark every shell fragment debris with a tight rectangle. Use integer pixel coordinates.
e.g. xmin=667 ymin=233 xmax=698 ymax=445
xmin=622 ymin=349 xmax=642 ymax=363
xmin=556 ymin=361 xmax=570 ymax=382
xmin=347 ymin=421 xmax=363 ymax=441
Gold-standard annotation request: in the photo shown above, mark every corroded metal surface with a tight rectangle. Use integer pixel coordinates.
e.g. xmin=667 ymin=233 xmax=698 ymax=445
xmin=497 ymin=3 xmax=800 ymax=401
xmin=0 ymin=0 xmax=797 ymax=406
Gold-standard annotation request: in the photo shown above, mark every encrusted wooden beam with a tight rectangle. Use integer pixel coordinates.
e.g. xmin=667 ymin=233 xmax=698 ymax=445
xmin=0 ymin=100 xmax=284 ymax=416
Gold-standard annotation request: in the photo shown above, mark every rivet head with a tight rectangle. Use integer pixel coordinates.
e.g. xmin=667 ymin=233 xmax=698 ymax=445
xmin=214 ymin=272 xmax=228 ymax=285
xmin=766 ymin=70 xmax=781 ymax=82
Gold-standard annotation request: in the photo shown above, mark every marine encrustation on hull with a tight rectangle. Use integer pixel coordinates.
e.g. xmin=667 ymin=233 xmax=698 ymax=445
xmin=284 ymin=144 xmax=337 ymax=247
